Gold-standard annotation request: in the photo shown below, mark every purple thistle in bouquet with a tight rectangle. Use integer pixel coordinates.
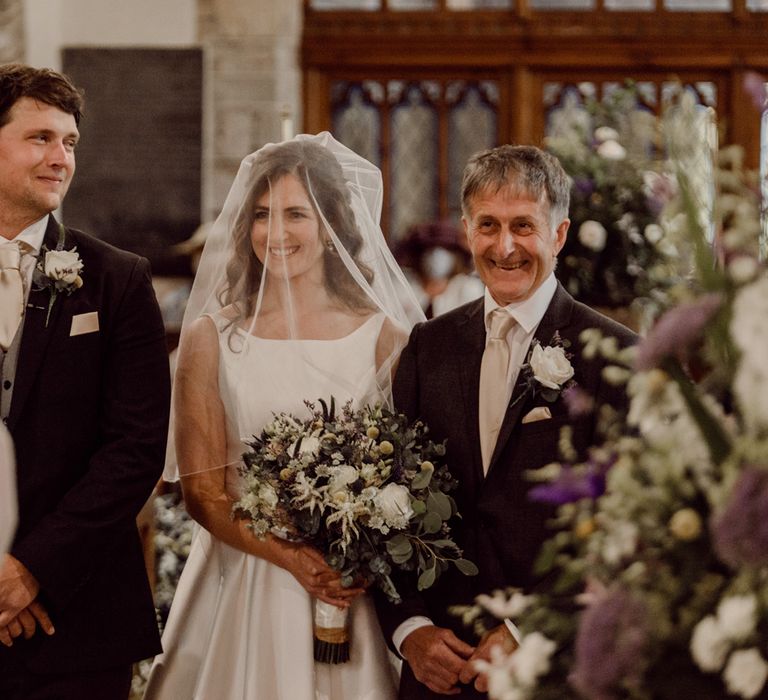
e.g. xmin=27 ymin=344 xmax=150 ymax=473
xmin=232 ymin=397 xmax=478 ymax=664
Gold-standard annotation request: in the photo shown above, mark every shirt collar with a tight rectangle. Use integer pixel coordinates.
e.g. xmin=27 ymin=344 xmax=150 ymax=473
xmin=483 ymin=273 xmax=558 ymax=334
xmin=9 ymin=215 xmax=49 ymax=256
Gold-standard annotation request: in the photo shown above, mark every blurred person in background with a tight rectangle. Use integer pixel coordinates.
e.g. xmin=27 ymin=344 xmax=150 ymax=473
xmin=394 ymin=221 xmax=484 ymax=319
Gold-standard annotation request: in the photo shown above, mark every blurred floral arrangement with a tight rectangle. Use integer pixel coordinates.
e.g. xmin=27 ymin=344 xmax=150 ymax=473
xmin=546 ymin=83 xmax=675 ymax=312
xmin=457 ymin=87 xmax=768 ymax=700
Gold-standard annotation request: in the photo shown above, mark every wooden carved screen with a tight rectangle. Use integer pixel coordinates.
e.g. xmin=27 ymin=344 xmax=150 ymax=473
xmin=302 ymin=1 xmax=768 ymax=241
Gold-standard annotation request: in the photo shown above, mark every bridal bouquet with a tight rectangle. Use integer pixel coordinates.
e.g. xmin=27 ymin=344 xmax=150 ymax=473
xmin=457 ymin=89 xmax=768 ymax=700
xmin=233 ymin=397 xmax=477 ymax=664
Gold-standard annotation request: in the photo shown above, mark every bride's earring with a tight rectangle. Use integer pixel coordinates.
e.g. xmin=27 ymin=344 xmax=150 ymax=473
xmin=324 ymin=238 xmax=338 ymax=255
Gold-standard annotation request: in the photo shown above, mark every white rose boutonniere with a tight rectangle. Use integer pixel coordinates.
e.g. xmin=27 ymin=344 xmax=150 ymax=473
xmin=43 ymin=249 xmax=84 ymax=288
xmin=513 ymin=333 xmax=576 ymax=407
xmin=529 ymin=343 xmax=575 ymax=390
xmin=32 ymin=223 xmax=84 ymax=326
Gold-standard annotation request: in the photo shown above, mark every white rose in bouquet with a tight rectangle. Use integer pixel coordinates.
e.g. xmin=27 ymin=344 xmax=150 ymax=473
xmin=329 ymin=465 xmax=359 ymax=494
xmin=375 ymin=483 xmax=413 ymax=528
xmin=529 ymin=344 xmax=574 ymax=390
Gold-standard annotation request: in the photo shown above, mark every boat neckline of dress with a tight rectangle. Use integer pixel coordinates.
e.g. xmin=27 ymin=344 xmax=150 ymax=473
xmin=230 ymin=310 xmax=383 ymax=342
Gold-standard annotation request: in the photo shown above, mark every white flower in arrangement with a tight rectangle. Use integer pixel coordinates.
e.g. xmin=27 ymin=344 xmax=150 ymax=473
xmin=691 ymin=615 xmax=731 ymax=672
xmin=529 ymin=344 xmax=574 ymax=390
xmin=733 ymin=364 xmax=768 ymax=431
xmin=328 ymin=465 xmax=359 ymax=494
xmin=643 ymin=223 xmax=664 ymax=244
xmin=723 ymin=648 xmax=768 ymax=699
xmin=731 ymin=275 xmax=768 ymax=360
xmin=258 ymin=483 xmax=278 ymax=509
xmin=375 ymin=483 xmax=413 ymax=528
xmin=475 ymin=590 xmax=535 ymax=620
xmin=596 ymin=139 xmax=626 ymax=160
xmin=43 ymin=248 xmax=84 ymax=286
xmin=512 ymin=632 xmax=558 ymax=688
xmin=599 ymin=519 xmax=639 ymax=566
xmin=727 ymin=255 xmax=759 ymax=284
xmin=594 ymin=125 xmax=620 ymax=143
xmin=288 ymin=435 xmax=320 ymax=458
xmin=577 ymin=220 xmax=607 ymax=252
xmin=717 ymin=594 xmax=758 ymax=642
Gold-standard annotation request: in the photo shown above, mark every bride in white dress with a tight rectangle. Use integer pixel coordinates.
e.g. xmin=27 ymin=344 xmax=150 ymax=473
xmin=144 ymin=133 xmax=424 ymax=700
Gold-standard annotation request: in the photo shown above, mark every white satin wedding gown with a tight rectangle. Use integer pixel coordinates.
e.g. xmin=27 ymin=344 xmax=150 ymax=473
xmin=145 ymin=312 xmax=399 ymax=700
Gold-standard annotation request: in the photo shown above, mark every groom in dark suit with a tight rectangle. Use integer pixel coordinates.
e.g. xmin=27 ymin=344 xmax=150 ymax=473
xmin=0 ymin=64 xmax=170 ymax=699
xmin=377 ymin=144 xmax=636 ymax=698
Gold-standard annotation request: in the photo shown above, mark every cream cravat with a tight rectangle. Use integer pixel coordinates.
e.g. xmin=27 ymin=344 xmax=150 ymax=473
xmin=479 ymin=308 xmax=515 ymax=473
xmin=0 ymin=241 xmax=24 ymax=351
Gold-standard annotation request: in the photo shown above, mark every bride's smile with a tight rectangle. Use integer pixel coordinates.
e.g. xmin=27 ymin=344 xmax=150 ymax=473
xmin=251 ymin=172 xmax=325 ymax=280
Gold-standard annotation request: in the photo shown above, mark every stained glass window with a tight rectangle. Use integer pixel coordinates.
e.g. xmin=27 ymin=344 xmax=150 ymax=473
xmin=331 ymin=79 xmax=499 ymax=241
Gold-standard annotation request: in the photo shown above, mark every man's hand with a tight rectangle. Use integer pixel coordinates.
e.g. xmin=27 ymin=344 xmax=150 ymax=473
xmin=459 ymin=623 xmax=518 ymax=693
xmin=0 ymin=600 xmax=55 ymax=647
xmin=0 ymin=555 xmax=41 ymax=627
xmin=401 ymin=625 xmax=475 ymax=695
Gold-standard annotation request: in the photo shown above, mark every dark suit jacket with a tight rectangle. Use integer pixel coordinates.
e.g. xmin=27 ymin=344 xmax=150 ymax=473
xmin=377 ymin=283 xmax=637 ymax=699
xmin=2 ymin=217 xmax=170 ymax=674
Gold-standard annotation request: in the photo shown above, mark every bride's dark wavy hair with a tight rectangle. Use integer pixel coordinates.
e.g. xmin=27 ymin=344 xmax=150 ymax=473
xmin=221 ymin=140 xmax=375 ymax=322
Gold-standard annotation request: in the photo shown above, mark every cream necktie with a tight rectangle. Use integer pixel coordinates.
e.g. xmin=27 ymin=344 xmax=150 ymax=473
xmin=0 ymin=241 xmax=24 ymax=352
xmin=479 ymin=308 xmax=515 ymax=473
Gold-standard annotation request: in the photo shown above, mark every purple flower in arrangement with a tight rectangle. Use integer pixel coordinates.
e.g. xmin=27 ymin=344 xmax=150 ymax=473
xmin=563 ymin=385 xmax=595 ymax=418
xmin=711 ymin=466 xmax=768 ymax=569
xmin=574 ymin=177 xmax=595 ymax=196
xmin=635 ymin=293 xmax=723 ymax=371
xmin=642 ymin=171 xmax=678 ymax=217
xmin=530 ymin=453 xmax=615 ymax=506
xmin=570 ymin=587 xmax=650 ymax=700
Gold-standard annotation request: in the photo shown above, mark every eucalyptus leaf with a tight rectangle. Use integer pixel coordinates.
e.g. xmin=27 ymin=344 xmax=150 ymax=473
xmin=418 ymin=566 xmax=436 ymax=590
xmin=386 ymin=534 xmax=412 ymax=557
xmin=411 ymin=499 xmax=427 ymax=515
xmin=422 ymin=511 xmax=442 ymax=534
xmin=428 ymin=490 xmax=452 ymax=520
xmin=454 ymin=558 xmax=479 ymax=576
xmin=411 ymin=469 xmax=432 ymax=490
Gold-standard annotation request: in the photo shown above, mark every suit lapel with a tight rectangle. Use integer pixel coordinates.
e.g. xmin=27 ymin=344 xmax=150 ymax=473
xmin=7 ymin=218 xmax=69 ymax=430
xmin=455 ymin=299 xmax=486 ymax=482
xmin=487 ymin=283 xmax=575 ymax=472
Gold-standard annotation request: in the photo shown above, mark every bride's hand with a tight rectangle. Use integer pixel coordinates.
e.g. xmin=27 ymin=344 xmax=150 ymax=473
xmin=276 ymin=541 xmax=366 ymax=608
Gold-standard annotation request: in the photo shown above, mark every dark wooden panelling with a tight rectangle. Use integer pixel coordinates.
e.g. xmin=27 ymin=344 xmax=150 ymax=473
xmin=62 ymin=48 xmax=202 ymax=275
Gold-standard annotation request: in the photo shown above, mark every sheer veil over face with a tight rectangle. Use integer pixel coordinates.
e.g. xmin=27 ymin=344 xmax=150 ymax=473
xmin=165 ymin=132 xmax=425 ymax=480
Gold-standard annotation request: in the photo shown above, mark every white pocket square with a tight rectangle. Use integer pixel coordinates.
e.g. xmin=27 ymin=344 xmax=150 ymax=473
xmin=70 ymin=311 xmax=99 ymax=336
xmin=522 ymin=406 xmax=552 ymax=424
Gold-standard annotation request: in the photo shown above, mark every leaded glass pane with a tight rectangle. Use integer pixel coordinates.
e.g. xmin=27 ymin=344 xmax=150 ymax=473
xmin=664 ymin=0 xmax=730 ymax=9
xmin=447 ymin=82 xmax=498 ymax=218
xmin=390 ymin=84 xmax=439 ymax=242
xmin=530 ymin=0 xmax=594 ymax=8
xmin=605 ymin=0 xmax=654 ymax=8
xmin=389 ymin=0 xmax=436 ymax=8
xmin=332 ymin=82 xmax=382 ymax=167
xmin=447 ymin=0 xmax=512 ymax=7
xmin=311 ymin=0 xmax=379 ymax=8
xmin=546 ymin=85 xmax=592 ymax=140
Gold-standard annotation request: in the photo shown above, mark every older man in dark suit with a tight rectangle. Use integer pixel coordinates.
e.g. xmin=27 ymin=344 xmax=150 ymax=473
xmin=0 ymin=63 xmax=170 ymax=700
xmin=377 ymin=144 xmax=636 ymax=698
